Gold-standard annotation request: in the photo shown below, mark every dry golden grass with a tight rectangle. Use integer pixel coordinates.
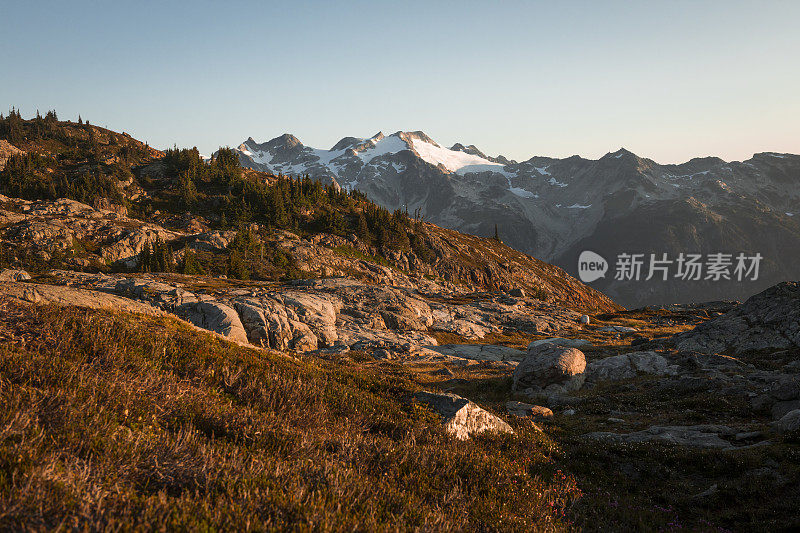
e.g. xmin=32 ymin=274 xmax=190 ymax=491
xmin=0 ymin=299 xmax=581 ymax=531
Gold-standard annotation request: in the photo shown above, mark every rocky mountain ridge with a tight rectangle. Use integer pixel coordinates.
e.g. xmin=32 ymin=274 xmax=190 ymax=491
xmin=234 ymin=131 xmax=800 ymax=307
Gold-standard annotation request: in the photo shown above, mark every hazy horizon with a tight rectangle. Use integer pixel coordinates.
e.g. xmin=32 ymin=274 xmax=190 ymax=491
xmin=3 ymin=0 xmax=799 ymax=164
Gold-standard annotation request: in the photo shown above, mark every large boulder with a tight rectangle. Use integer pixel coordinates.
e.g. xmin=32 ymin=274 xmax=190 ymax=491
xmin=512 ymin=343 xmax=586 ymax=394
xmin=414 ymin=391 xmax=513 ymax=440
xmin=586 ymin=351 xmax=679 ymax=382
xmin=674 ymin=282 xmax=800 ymax=353
xmin=176 ymin=301 xmax=248 ymax=344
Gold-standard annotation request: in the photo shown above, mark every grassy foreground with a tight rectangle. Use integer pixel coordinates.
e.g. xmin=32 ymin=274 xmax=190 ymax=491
xmin=0 ymin=300 xmax=580 ymax=531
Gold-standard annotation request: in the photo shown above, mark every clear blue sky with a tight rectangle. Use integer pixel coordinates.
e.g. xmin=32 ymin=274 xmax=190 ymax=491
xmin=2 ymin=0 xmax=799 ymax=163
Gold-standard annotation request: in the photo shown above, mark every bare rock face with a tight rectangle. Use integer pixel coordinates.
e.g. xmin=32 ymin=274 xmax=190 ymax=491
xmin=175 ymin=301 xmax=249 ymax=344
xmin=232 ymin=297 xmax=320 ymax=352
xmin=586 ymin=351 xmax=679 ymax=382
xmin=674 ymin=282 xmax=800 ymax=354
xmin=414 ymin=391 xmax=513 ymax=440
xmin=512 ymin=343 xmax=586 ymax=394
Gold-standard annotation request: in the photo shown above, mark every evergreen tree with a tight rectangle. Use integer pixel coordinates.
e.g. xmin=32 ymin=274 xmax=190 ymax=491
xmin=181 ymin=249 xmax=204 ymax=275
xmin=356 ymin=212 xmax=371 ymax=242
xmin=178 ymin=171 xmax=198 ymax=208
xmin=139 ymin=242 xmax=152 ymax=272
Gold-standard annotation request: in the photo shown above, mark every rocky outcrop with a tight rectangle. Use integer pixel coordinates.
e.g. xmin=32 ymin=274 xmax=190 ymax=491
xmin=414 ymin=391 xmax=513 ymax=440
xmin=0 ymin=196 xmax=180 ymax=269
xmin=101 ymin=225 xmax=180 ymax=266
xmin=585 ymin=351 xmax=679 ymax=382
xmin=512 ymin=343 xmax=586 ymax=395
xmin=232 ymin=297 xmax=321 ymax=352
xmin=674 ymin=282 xmax=800 ymax=354
xmin=0 ymin=281 xmax=164 ymax=316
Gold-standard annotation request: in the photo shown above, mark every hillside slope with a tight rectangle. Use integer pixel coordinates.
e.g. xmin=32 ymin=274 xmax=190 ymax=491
xmin=0 ymin=112 xmax=617 ymax=313
xmin=0 ymin=299 xmax=581 ymax=530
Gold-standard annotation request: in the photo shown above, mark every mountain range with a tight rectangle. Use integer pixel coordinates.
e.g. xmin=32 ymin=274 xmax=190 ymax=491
xmin=233 ymin=131 xmax=800 ymax=307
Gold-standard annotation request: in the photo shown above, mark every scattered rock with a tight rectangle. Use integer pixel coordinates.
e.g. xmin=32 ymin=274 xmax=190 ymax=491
xmin=0 ymin=269 xmax=31 ymax=282
xmin=506 ymin=401 xmax=553 ymax=419
xmin=414 ymin=391 xmax=513 ymax=440
xmin=580 ymin=315 xmax=590 ymax=325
